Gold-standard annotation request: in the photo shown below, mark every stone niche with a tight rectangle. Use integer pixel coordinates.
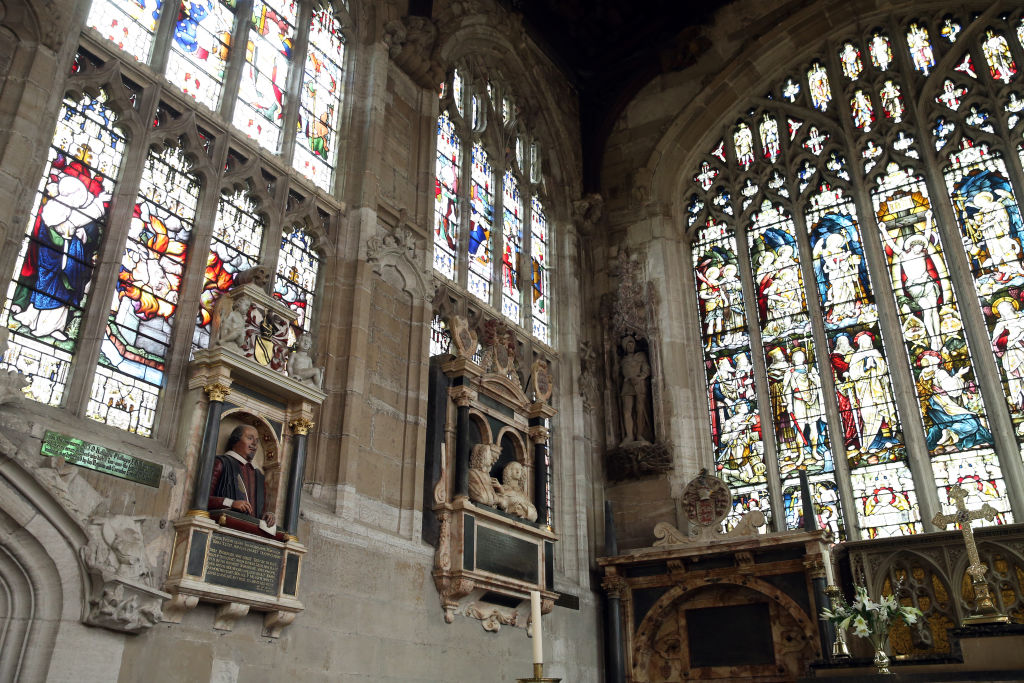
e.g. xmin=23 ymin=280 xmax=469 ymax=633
xmin=429 ymin=316 xmax=558 ymax=631
xmin=163 ymin=283 xmax=325 ymax=637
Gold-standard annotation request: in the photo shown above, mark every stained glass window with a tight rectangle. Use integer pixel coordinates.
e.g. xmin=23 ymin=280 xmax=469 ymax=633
xmin=88 ymin=144 xmax=198 ymax=436
xmin=501 ymin=171 xmax=522 ymax=322
xmin=2 ymin=92 xmax=125 ymax=406
xmin=233 ymin=0 xmax=297 ymax=152
xmin=693 ymin=219 xmax=770 ymax=531
xmin=193 ymin=189 xmax=265 ymax=350
xmin=166 ymin=0 xmax=236 ymax=110
xmin=686 ymin=12 xmax=1024 ymax=538
xmin=274 ymin=225 xmax=320 ymax=345
xmin=468 ymin=142 xmax=493 ymax=304
xmin=87 ymin=0 xmax=163 ymax=61
xmin=293 ymin=6 xmax=345 ymax=190
xmin=531 ymin=197 xmax=549 ymax=343
xmin=433 ymin=113 xmax=460 ymax=280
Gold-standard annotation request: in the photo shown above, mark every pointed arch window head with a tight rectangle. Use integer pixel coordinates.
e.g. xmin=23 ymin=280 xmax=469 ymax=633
xmin=88 ymin=143 xmax=199 ymax=437
xmin=1 ymin=92 xmax=125 ymax=407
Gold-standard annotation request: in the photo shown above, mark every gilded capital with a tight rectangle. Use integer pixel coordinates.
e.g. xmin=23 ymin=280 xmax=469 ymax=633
xmin=528 ymin=425 xmax=549 ymax=443
xmin=448 ymin=385 xmax=476 ymax=407
xmin=290 ymin=417 xmax=315 ymax=435
xmin=204 ymin=383 xmax=232 ymax=402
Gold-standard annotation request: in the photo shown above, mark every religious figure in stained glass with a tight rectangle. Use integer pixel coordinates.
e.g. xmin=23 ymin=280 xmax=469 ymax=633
xmin=906 ymin=23 xmax=934 ymax=75
xmin=952 ymin=169 xmax=1024 ymax=282
xmin=12 ymin=150 xmax=112 ymax=340
xmin=752 ymin=235 xmax=806 ymax=340
xmin=982 ymin=30 xmax=1016 ymax=84
xmin=880 ymin=81 xmax=904 ymax=122
xmin=915 ymin=350 xmax=993 ymax=453
xmin=167 ymin=0 xmax=234 ymax=109
xmin=990 ymin=298 xmax=1024 ymax=413
xmin=811 ymin=214 xmax=868 ymax=327
xmin=847 ymin=331 xmax=900 ymax=456
xmin=839 ymin=43 xmax=862 ymax=80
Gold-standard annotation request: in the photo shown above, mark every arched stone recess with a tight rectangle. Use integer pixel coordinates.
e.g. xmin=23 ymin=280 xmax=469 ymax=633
xmin=872 ymin=550 xmax=958 ymax=655
xmin=629 ymin=574 xmax=818 ymax=682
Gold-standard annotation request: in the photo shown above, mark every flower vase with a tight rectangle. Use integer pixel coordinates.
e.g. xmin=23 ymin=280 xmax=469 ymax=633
xmin=867 ymin=630 xmax=891 ymax=675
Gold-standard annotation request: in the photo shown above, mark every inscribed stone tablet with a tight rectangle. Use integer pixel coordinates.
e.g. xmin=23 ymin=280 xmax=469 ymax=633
xmin=204 ymin=532 xmax=283 ymax=596
xmin=40 ymin=430 xmax=162 ymax=487
xmin=476 ymin=526 xmax=538 ymax=583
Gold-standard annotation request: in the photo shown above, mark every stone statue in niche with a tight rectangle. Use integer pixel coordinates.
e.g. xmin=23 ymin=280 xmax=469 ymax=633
xmin=619 ymin=334 xmax=652 ymax=445
xmin=209 ymin=424 xmax=277 ymax=534
xmin=497 ymin=461 xmax=537 ymax=522
xmin=214 ymin=293 xmax=251 ymax=351
xmin=288 ymin=333 xmax=324 ymax=388
xmin=468 ymin=444 xmax=502 ymax=507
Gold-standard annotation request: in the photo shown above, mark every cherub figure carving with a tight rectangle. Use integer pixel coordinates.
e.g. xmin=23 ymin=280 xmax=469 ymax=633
xmin=288 ymin=333 xmax=324 ymax=388
xmin=214 ymin=294 xmax=250 ymax=351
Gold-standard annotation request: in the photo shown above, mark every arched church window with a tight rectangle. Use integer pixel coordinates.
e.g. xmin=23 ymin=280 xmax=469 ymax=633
xmin=688 ymin=10 xmax=1024 ymax=541
xmin=432 ymin=69 xmax=553 ymax=344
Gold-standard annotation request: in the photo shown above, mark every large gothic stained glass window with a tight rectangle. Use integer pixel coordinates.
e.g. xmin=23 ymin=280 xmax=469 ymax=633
xmin=688 ymin=10 xmax=1024 ymax=539
xmin=431 ymin=70 xmax=553 ymax=344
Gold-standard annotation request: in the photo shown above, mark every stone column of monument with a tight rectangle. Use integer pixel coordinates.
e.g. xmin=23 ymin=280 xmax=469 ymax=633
xmin=189 ymin=382 xmax=232 ymax=515
xmin=529 ymin=423 xmax=549 ymax=524
xmin=450 ymin=385 xmax=475 ymax=500
xmin=283 ymin=417 xmax=315 ymax=539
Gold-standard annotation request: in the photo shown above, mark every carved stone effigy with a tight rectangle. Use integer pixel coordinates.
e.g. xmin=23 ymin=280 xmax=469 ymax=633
xmin=430 ymin=314 xmax=558 ymax=631
xmin=599 ymin=472 xmax=826 ymax=682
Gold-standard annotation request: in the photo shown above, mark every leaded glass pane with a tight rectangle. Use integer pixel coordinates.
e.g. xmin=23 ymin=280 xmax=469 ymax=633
xmin=906 ymin=23 xmax=935 ymax=75
xmin=982 ymin=30 xmax=1017 ymax=84
xmin=501 ymin=171 xmax=522 ymax=322
xmin=530 ymin=196 xmax=549 ymax=343
xmin=293 ymin=6 xmax=345 ymax=189
xmin=166 ymin=0 xmax=236 ymax=110
xmin=233 ymin=0 xmax=297 ymax=151
xmin=433 ymin=113 xmax=460 ymax=280
xmin=274 ymin=225 xmax=320 ymax=345
xmin=89 ymin=145 xmax=198 ymax=436
xmin=193 ymin=189 xmax=265 ymax=350
xmin=87 ymin=0 xmax=162 ymax=61
xmin=468 ymin=142 xmax=493 ymax=304
xmin=2 ymin=92 xmax=125 ymax=406
xmin=807 ymin=62 xmax=832 ymax=111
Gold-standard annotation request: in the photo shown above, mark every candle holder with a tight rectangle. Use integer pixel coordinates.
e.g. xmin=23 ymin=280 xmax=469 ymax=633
xmin=825 ymin=585 xmax=851 ymax=660
xmin=517 ymin=663 xmax=562 ymax=682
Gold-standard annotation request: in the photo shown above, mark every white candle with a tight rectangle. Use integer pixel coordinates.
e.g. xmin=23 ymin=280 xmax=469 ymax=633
xmin=822 ymin=545 xmax=836 ymax=586
xmin=531 ymin=590 xmax=543 ymax=664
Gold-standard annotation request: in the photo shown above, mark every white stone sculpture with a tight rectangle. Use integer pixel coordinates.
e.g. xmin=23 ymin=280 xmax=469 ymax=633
xmin=288 ymin=333 xmax=324 ymax=388
xmin=498 ymin=461 xmax=537 ymax=522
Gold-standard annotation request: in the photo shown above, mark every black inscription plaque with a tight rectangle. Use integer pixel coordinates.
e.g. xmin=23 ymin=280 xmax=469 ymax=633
xmin=40 ymin=430 xmax=162 ymax=487
xmin=204 ymin=532 xmax=283 ymax=596
xmin=687 ymin=603 xmax=774 ymax=668
xmin=475 ymin=525 xmax=538 ymax=583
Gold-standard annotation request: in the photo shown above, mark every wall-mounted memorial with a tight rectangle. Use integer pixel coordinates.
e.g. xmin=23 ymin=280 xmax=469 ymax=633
xmin=429 ymin=315 xmax=558 ymax=631
xmin=163 ymin=280 xmax=324 ymax=637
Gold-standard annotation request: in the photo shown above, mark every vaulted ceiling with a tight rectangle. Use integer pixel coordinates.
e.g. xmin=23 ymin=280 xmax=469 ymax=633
xmin=501 ymin=0 xmax=734 ymax=189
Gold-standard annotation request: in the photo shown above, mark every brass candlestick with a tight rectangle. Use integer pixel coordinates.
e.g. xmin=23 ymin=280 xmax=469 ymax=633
xmin=517 ymin=663 xmax=562 ymax=682
xmin=825 ymin=585 xmax=851 ymax=659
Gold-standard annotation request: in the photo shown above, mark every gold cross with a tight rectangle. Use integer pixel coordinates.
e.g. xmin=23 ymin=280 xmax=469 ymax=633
xmin=931 ymin=484 xmax=1008 ymax=625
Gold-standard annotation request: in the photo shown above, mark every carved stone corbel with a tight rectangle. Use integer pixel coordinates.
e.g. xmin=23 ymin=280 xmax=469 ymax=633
xmin=572 ymin=193 xmax=604 ymax=236
xmin=602 ymin=574 xmax=628 ymax=599
xmin=161 ymin=594 xmax=199 ymax=623
xmin=213 ymin=602 xmax=250 ymax=631
xmin=448 ymin=385 xmax=477 ymax=407
xmin=262 ymin=610 xmax=297 ymax=638
xmin=367 ymin=222 xmax=432 ymax=301
xmin=382 ymin=15 xmax=443 ymax=90
xmin=433 ymin=574 xmax=475 ymax=623
xmin=80 ymin=515 xmax=170 ymax=633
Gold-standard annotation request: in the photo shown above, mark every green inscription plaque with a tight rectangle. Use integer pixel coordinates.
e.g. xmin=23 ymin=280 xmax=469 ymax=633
xmin=40 ymin=430 xmax=163 ymax=488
